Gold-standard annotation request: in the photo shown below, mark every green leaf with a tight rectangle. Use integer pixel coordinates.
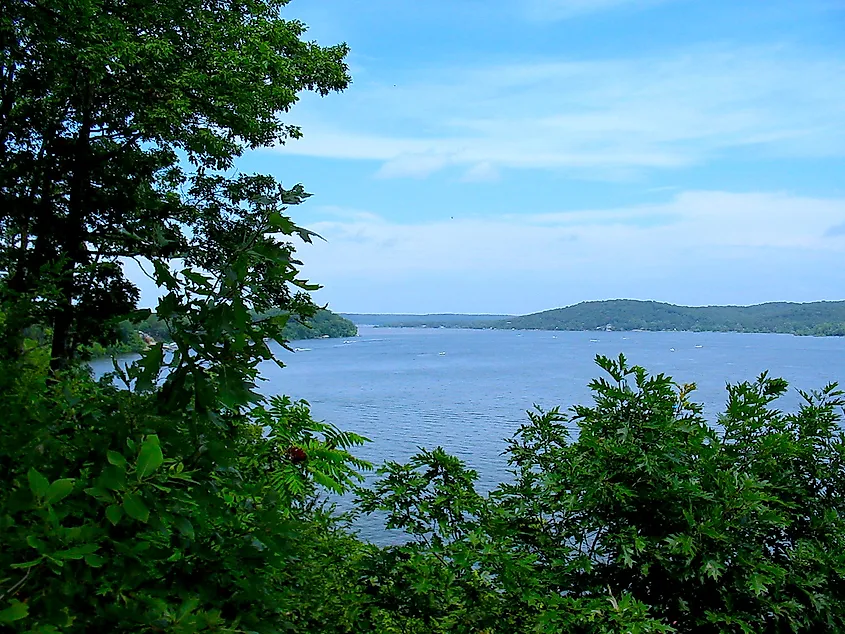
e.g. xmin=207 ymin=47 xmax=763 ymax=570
xmin=107 ymin=450 xmax=127 ymax=468
xmin=0 ymin=600 xmax=28 ymax=624
xmin=174 ymin=516 xmax=195 ymax=539
xmin=84 ymin=486 xmax=114 ymax=502
xmin=749 ymin=574 xmax=769 ymax=596
xmin=26 ymin=535 xmax=46 ymax=551
xmin=106 ymin=504 xmax=124 ymax=525
xmin=136 ymin=435 xmax=164 ymax=479
xmin=9 ymin=559 xmax=42 ymax=569
xmin=45 ymin=479 xmax=74 ymax=505
xmin=123 ymin=493 xmax=150 ymax=523
xmin=702 ymin=559 xmax=725 ymax=580
xmin=28 ymin=468 xmax=50 ymax=498
xmin=55 ymin=544 xmax=99 ymax=560
xmin=85 ymin=553 xmax=106 ymax=568
xmin=134 ymin=344 xmax=163 ymax=392
xmin=100 ymin=464 xmax=126 ymax=492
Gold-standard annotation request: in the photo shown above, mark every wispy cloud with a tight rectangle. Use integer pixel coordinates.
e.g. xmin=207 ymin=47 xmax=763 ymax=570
xmin=276 ymin=46 xmax=845 ymax=181
xmin=299 ymin=191 xmax=845 ymax=312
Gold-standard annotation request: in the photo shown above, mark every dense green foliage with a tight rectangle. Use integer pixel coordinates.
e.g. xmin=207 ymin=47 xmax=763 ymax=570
xmin=496 ymin=300 xmax=845 ymax=335
xmin=357 ymin=355 xmax=845 ymax=633
xmin=89 ymin=309 xmax=358 ymax=357
xmin=0 ymin=0 xmax=349 ymax=370
xmin=2 ymin=1 xmax=844 ymax=632
xmin=274 ymin=309 xmax=357 ymax=341
xmin=0 ymin=0 xmax=367 ymax=630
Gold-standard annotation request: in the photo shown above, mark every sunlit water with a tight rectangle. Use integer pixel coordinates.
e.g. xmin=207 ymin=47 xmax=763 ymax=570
xmin=92 ymin=327 xmax=845 ymax=542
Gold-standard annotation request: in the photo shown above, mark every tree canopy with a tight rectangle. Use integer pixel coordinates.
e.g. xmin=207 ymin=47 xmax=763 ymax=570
xmin=0 ymin=0 xmax=349 ymax=369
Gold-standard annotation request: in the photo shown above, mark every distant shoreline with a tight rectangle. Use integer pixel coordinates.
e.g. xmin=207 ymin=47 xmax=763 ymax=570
xmin=343 ymin=299 xmax=845 ymax=338
xmin=357 ymin=324 xmax=827 ymax=337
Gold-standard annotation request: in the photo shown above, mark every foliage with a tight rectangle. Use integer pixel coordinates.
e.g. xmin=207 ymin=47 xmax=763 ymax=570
xmin=0 ymin=0 xmax=373 ymax=631
xmin=0 ymin=0 xmax=349 ymax=370
xmin=360 ymin=355 xmax=845 ymax=633
xmin=282 ymin=309 xmax=358 ymax=341
xmin=0 ymin=358 xmax=372 ymax=632
xmin=348 ymin=301 xmax=845 ymax=335
xmin=86 ymin=308 xmax=357 ymax=359
xmin=495 ymin=299 xmax=845 ymax=335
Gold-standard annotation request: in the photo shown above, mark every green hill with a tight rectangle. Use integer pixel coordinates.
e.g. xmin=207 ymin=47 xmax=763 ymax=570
xmin=497 ymin=300 xmax=845 ymax=336
xmin=284 ymin=309 xmax=358 ymax=340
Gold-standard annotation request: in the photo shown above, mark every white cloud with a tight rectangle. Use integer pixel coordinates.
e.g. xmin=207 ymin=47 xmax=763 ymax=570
xmin=276 ymin=47 xmax=845 ymax=180
xmin=299 ymin=191 xmax=845 ymax=312
xmin=375 ymin=153 xmax=452 ymax=179
xmin=461 ymin=162 xmax=500 ymax=182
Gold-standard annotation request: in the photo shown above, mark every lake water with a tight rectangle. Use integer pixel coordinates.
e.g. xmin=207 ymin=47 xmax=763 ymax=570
xmin=94 ymin=327 xmax=845 ymax=541
xmin=264 ymin=327 xmax=845 ymax=488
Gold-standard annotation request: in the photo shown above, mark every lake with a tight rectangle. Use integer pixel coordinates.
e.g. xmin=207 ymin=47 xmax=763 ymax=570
xmin=263 ymin=327 xmax=845 ymax=487
xmin=93 ymin=327 xmax=845 ymax=541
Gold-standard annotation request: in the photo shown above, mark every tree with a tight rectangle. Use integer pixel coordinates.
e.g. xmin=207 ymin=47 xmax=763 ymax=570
xmin=0 ymin=0 xmax=349 ymax=368
xmin=0 ymin=1 xmax=377 ymax=631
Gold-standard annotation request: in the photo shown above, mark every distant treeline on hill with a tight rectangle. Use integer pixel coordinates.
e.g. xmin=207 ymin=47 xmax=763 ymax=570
xmin=94 ymin=309 xmax=357 ymax=356
xmin=344 ymin=300 xmax=845 ymax=336
xmin=282 ymin=309 xmax=358 ymax=341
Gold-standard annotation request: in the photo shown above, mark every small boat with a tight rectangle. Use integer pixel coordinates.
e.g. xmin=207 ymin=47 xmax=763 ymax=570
xmin=589 ymin=339 xmax=599 ymax=343
xmin=694 ymin=345 xmax=703 ymax=348
xmin=293 ymin=347 xmax=311 ymax=352
xmin=669 ymin=348 xmax=675 ymax=352
xmin=438 ymin=351 xmax=447 ymax=356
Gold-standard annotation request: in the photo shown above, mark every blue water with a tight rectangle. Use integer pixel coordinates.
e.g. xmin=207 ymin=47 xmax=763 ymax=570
xmin=263 ymin=328 xmax=845 ymax=490
xmin=93 ymin=327 xmax=845 ymax=541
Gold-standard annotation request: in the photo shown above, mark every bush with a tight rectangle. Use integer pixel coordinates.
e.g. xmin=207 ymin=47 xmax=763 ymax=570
xmin=360 ymin=355 xmax=845 ymax=633
xmin=0 ymin=351 xmax=372 ymax=632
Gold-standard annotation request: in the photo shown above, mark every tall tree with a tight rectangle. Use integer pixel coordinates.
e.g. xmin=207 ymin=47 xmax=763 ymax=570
xmin=0 ymin=3 xmax=376 ymax=631
xmin=0 ymin=0 xmax=349 ymax=369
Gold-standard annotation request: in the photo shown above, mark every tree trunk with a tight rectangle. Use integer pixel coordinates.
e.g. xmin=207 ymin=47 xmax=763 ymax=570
xmin=49 ymin=80 xmax=93 ymax=372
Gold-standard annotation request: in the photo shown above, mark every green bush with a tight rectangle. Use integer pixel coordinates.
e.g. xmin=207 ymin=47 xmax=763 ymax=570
xmin=0 ymin=352 xmax=372 ymax=632
xmin=360 ymin=355 xmax=845 ymax=633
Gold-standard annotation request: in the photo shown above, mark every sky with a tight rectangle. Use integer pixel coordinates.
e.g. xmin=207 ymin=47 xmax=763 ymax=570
xmin=142 ymin=0 xmax=845 ymax=314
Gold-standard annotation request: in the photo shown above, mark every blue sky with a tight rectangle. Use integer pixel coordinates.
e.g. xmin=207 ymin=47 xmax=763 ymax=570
xmin=142 ymin=0 xmax=845 ymax=314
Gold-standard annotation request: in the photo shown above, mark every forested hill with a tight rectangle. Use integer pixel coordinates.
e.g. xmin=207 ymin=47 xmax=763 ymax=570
xmin=284 ymin=309 xmax=358 ymax=340
xmin=97 ymin=309 xmax=357 ymax=355
xmin=500 ymin=300 xmax=845 ymax=336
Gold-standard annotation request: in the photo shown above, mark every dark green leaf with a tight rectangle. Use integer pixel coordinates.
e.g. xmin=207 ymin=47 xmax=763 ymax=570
xmin=123 ymin=493 xmax=150 ymax=523
xmin=28 ymin=468 xmax=49 ymax=498
xmin=0 ymin=601 xmax=28 ymax=624
xmin=105 ymin=504 xmax=124 ymax=525
xmin=174 ymin=516 xmax=195 ymax=540
xmin=107 ymin=450 xmax=127 ymax=468
xmin=45 ymin=479 xmax=74 ymax=505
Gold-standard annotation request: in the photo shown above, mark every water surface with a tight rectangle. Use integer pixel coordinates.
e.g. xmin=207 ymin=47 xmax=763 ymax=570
xmin=92 ymin=327 xmax=845 ymax=541
xmin=262 ymin=327 xmax=845 ymax=488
